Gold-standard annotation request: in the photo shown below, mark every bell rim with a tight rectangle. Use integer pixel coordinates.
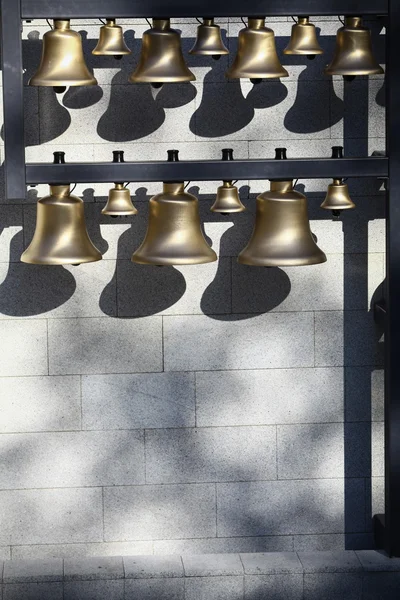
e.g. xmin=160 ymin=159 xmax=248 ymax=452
xmin=29 ymin=76 xmax=98 ymax=86
xmin=284 ymin=47 xmax=324 ymax=55
xmin=237 ymin=253 xmax=327 ymax=267
xmin=101 ymin=209 xmax=138 ymax=216
xmin=324 ymin=65 xmax=384 ymax=76
xmin=226 ymin=68 xmax=289 ymax=79
xmin=210 ymin=207 xmax=246 ymax=213
xmin=189 ymin=48 xmax=229 ymax=55
xmin=131 ymin=253 xmax=217 ymax=266
xmin=92 ymin=49 xmax=131 ymax=55
xmin=129 ymin=73 xmax=196 ymax=83
xmin=20 ymin=253 xmax=102 ymax=265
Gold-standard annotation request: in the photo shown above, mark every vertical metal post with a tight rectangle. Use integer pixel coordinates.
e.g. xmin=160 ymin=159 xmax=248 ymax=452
xmin=1 ymin=0 xmax=26 ymax=200
xmin=384 ymin=0 xmax=400 ymax=557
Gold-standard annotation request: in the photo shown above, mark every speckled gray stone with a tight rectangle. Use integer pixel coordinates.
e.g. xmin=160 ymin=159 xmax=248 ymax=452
xmin=64 ymin=557 xmax=124 ymax=581
xmin=3 ymin=559 xmax=63 ymax=583
xmin=241 ymin=553 xmax=303 ymax=575
xmin=303 ymin=573 xmax=362 ymax=600
xmin=186 ymin=576 xmax=244 ymax=600
xmin=298 ymin=551 xmax=362 ymax=573
xmin=123 ymin=555 xmax=183 ymax=579
xmin=183 ymin=554 xmax=243 ymax=577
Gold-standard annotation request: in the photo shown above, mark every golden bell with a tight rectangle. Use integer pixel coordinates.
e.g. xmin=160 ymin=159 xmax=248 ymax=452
xmin=129 ymin=18 xmax=195 ymax=84
xmin=321 ymin=179 xmax=356 ymax=211
xmin=21 ymin=185 xmax=102 ymax=265
xmin=132 ymin=182 xmax=217 ymax=265
xmin=325 ymin=16 xmax=384 ymax=76
xmin=29 ymin=19 xmax=98 ymax=87
xmin=238 ymin=180 xmax=327 ymax=267
xmin=102 ymin=183 xmax=138 ymax=216
xmin=92 ymin=18 xmax=131 ymax=57
xmin=189 ymin=18 xmax=229 ymax=58
xmin=211 ymin=181 xmax=246 ymax=214
xmin=226 ymin=17 xmax=288 ymax=81
xmin=284 ymin=16 xmax=323 ymax=57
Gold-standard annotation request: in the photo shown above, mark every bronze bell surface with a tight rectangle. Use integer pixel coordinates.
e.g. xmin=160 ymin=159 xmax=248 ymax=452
xmin=92 ymin=18 xmax=131 ymax=58
xmin=189 ymin=18 xmax=229 ymax=59
xmin=132 ymin=182 xmax=217 ymax=265
xmin=29 ymin=19 xmax=98 ymax=88
xmin=284 ymin=16 xmax=323 ymax=58
xmin=21 ymin=185 xmax=102 ymax=265
xmin=226 ymin=17 xmax=288 ymax=82
xmin=238 ymin=180 xmax=327 ymax=267
xmin=129 ymin=18 xmax=195 ymax=84
xmin=325 ymin=16 xmax=384 ymax=76
xmin=211 ymin=149 xmax=246 ymax=214
xmin=102 ymin=184 xmax=138 ymax=216
xmin=321 ymin=179 xmax=356 ymax=211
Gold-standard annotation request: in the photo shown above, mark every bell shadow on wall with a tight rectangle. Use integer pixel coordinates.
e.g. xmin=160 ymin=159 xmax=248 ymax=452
xmin=99 ymin=187 xmax=187 ymax=317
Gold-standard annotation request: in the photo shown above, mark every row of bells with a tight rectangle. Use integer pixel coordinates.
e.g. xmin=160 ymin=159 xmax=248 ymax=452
xmin=28 ymin=15 xmax=383 ymax=90
xmin=22 ymin=147 xmax=355 ymax=267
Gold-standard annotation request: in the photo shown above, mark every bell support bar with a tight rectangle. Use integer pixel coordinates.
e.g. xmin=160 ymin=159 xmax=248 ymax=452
xmin=21 ymin=0 xmax=387 ymax=18
xmin=25 ymin=157 xmax=388 ymax=185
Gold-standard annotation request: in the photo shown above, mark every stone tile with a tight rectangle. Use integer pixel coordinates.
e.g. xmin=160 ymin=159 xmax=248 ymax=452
xmin=48 ymin=316 xmax=162 ymax=375
xmin=362 ymin=573 xmax=400 ymax=600
xmin=183 ymin=554 xmax=243 ymax=577
xmin=124 ymin=555 xmax=183 ymax=579
xmin=0 ymin=376 xmax=81 ymax=433
xmin=0 ymin=320 xmax=48 ymax=376
xmin=3 ymin=583 xmax=63 ymax=600
xmin=217 ymin=479 xmax=364 ymax=536
xmin=3 ymin=559 xmax=63 ymax=583
xmin=331 ymin=79 xmax=385 ymax=140
xmin=0 ymin=488 xmax=103 ymax=545
xmin=315 ymin=311 xmax=384 ymax=367
xmin=12 ymin=541 xmax=153 ymax=560
xmin=0 ymin=430 xmax=144 ymax=488
xmin=124 ymin=578 xmax=185 ymax=600
xmin=64 ymin=557 xmax=124 ymax=581
xmin=185 ymin=576 xmax=244 ymax=600
xmin=0 ymin=206 xmax=23 ymax=259
xmin=356 ymin=551 xmax=400 ymax=571
xmin=153 ymin=536 xmax=294 ymax=555
xmin=163 ymin=313 xmax=314 ymax=371
xmin=372 ymin=422 xmax=384 ymax=477
xmin=145 ymin=426 xmax=277 ymax=484
xmin=344 ymin=368 xmax=384 ymax=423
xmin=241 ymin=552 xmax=303 ymax=574
xmin=63 ymin=580 xmax=124 ymax=600
xmin=341 ymin=253 xmax=385 ymax=311
xmin=369 ymin=478 xmax=384 ymax=526
xmin=104 ymin=484 xmax=216 ymax=541
xmin=303 ymin=573 xmax=362 ymax=600
xmin=294 ymin=535 xmax=346 ymax=552
xmin=277 ymin=424 xmax=344 ymax=479
xmin=82 ymin=372 xmax=195 ymax=430
xmin=0 ymin=547 xmax=11 ymax=560
xmin=195 ymin=368 xmax=344 ymax=427
xmin=117 ymin=258 xmax=231 ymax=317
xmin=244 ymin=574 xmax=303 ymax=600
xmin=298 ymin=551 xmax=362 ymax=573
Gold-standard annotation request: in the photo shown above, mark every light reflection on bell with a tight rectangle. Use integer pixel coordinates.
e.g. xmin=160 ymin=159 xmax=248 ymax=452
xmin=325 ymin=16 xmax=384 ymax=76
xmin=189 ymin=18 xmax=229 ymax=60
xmin=129 ymin=18 xmax=195 ymax=84
xmin=29 ymin=19 xmax=98 ymax=87
xmin=132 ymin=182 xmax=217 ymax=265
xmin=226 ymin=17 xmax=288 ymax=82
xmin=21 ymin=185 xmax=102 ymax=265
xmin=284 ymin=16 xmax=323 ymax=58
xmin=92 ymin=18 xmax=131 ymax=58
xmin=238 ymin=180 xmax=326 ymax=267
xmin=102 ymin=184 xmax=138 ymax=216
xmin=321 ymin=179 xmax=356 ymax=211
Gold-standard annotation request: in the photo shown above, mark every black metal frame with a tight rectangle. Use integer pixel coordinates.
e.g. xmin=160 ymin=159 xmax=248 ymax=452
xmin=1 ymin=0 xmax=398 ymax=556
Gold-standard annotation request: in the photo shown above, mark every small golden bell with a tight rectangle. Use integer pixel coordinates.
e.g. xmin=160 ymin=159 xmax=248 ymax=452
xmin=102 ymin=184 xmax=138 ymax=216
xmin=238 ymin=180 xmax=326 ymax=267
xmin=226 ymin=17 xmax=288 ymax=82
xmin=284 ymin=16 xmax=323 ymax=58
xmin=321 ymin=179 xmax=356 ymax=211
xmin=21 ymin=185 xmax=102 ymax=265
xmin=92 ymin=18 xmax=131 ymax=58
xmin=29 ymin=19 xmax=98 ymax=88
xmin=132 ymin=182 xmax=217 ymax=265
xmin=129 ymin=18 xmax=195 ymax=84
xmin=211 ymin=182 xmax=246 ymax=214
xmin=189 ymin=18 xmax=229 ymax=59
xmin=325 ymin=16 xmax=384 ymax=77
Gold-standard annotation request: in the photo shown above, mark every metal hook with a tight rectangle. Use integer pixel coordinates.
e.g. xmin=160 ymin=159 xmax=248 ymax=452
xmin=99 ymin=18 xmax=106 ymax=25
xmin=196 ymin=17 xmax=202 ymax=24
xmin=46 ymin=19 xmax=53 ymax=29
xmin=124 ymin=182 xmax=131 ymax=189
xmin=232 ymin=180 xmax=239 ymax=186
xmin=70 ymin=183 xmax=77 ymax=193
xmin=293 ymin=179 xmax=299 ymax=188
xmin=291 ymin=16 xmax=297 ymax=23
xmin=184 ymin=181 xmax=192 ymax=190
xmin=145 ymin=18 xmax=152 ymax=27
xmin=339 ymin=16 xmax=345 ymax=25
xmin=241 ymin=17 xmax=247 ymax=26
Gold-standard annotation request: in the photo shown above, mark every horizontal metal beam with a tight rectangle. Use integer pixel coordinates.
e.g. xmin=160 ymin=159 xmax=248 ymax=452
xmin=25 ymin=157 xmax=388 ymax=185
xmin=21 ymin=0 xmax=388 ymax=18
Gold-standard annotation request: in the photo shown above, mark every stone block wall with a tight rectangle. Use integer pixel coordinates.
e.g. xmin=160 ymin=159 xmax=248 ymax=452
xmin=0 ymin=15 xmax=386 ymax=559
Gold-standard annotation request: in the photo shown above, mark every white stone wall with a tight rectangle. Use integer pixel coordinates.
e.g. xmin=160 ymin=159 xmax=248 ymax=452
xmin=0 ymin=15 xmax=386 ymax=559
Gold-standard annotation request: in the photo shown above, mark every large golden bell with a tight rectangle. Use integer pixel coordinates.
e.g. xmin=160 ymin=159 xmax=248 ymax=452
xmin=92 ymin=19 xmax=131 ymax=57
xmin=238 ymin=180 xmax=326 ymax=267
xmin=29 ymin=19 xmax=98 ymax=87
xmin=102 ymin=183 xmax=138 ymax=216
xmin=132 ymin=182 xmax=217 ymax=265
xmin=325 ymin=16 xmax=384 ymax=76
xmin=226 ymin=17 xmax=288 ymax=81
xmin=129 ymin=19 xmax=195 ymax=84
xmin=321 ymin=179 xmax=356 ymax=211
xmin=211 ymin=181 xmax=246 ymax=214
xmin=21 ymin=185 xmax=102 ymax=265
xmin=284 ymin=16 xmax=323 ymax=57
xmin=189 ymin=18 xmax=229 ymax=59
